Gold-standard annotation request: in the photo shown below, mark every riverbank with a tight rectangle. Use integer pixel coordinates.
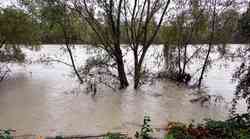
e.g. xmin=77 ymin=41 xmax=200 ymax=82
xmin=2 ymin=113 xmax=249 ymax=139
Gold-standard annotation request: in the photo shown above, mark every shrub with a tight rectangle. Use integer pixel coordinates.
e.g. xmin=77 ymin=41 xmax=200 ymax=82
xmin=0 ymin=130 xmax=14 ymax=139
xmin=135 ymin=116 xmax=154 ymax=139
xmin=165 ymin=113 xmax=250 ymax=139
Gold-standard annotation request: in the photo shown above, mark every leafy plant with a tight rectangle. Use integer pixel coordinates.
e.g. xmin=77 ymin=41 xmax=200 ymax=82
xmin=165 ymin=113 xmax=250 ymax=139
xmin=164 ymin=134 xmax=175 ymax=139
xmin=0 ymin=130 xmax=14 ymax=139
xmin=135 ymin=116 xmax=154 ymax=139
xmin=205 ymin=113 xmax=250 ymax=139
xmin=55 ymin=135 xmax=64 ymax=139
xmin=103 ymin=133 xmax=126 ymax=139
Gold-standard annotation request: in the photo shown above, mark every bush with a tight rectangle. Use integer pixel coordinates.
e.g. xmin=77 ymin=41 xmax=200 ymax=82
xmin=165 ymin=113 xmax=250 ymax=139
xmin=0 ymin=130 xmax=14 ymax=139
xmin=104 ymin=133 xmax=127 ymax=139
xmin=135 ymin=116 xmax=154 ymax=139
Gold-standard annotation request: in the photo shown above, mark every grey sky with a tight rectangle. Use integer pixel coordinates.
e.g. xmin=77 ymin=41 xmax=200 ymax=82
xmin=0 ymin=0 xmax=10 ymax=6
xmin=0 ymin=0 xmax=249 ymax=12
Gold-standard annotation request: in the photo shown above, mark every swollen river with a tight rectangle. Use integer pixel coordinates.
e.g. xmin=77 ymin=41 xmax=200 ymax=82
xmin=0 ymin=45 xmax=248 ymax=137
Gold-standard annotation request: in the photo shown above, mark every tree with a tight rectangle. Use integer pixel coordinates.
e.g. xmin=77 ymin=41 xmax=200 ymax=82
xmin=123 ymin=0 xmax=171 ymax=89
xmin=197 ymin=0 xmax=217 ymax=88
xmin=73 ymin=0 xmax=129 ymax=89
xmin=160 ymin=0 xmax=208 ymax=84
xmin=230 ymin=2 xmax=250 ymax=114
xmin=198 ymin=0 xmax=237 ymax=88
xmin=239 ymin=2 xmax=250 ymax=42
xmin=0 ymin=7 xmax=40 ymax=82
xmin=231 ymin=63 xmax=250 ymax=114
xmin=41 ymin=0 xmax=84 ymax=84
xmin=215 ymin=9 xmax=239 ymax=44
xmin=0 ymin=7 xmax=40 ymax=61
xmin=0 ymin=7 xmax=40 ymax=50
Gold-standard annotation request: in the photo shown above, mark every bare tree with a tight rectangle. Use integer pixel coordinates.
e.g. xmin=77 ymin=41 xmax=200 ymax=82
xmin=197 ymin=0 xmax=216 ymax=88
xmin=61 ymin=2 xmax=84 ymax=84
xmin=198 ymin=0 xmax=236 ymax=88
xmin=73 ymin=0 xmax=129 ymax=89
xmin=37 ymin=0 xmax=85 ymax=83
xmin=161 ymin=0 xmax=208 ymax=84
xmin=123 ymin=0 xmax=171 ymax=89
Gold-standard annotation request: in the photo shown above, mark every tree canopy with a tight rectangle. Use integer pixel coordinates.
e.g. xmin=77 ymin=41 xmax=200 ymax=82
xmin=0 ymin=7 xmax=40 ymax=63
xmin=239 ymin=3 xmax=250 ymax=41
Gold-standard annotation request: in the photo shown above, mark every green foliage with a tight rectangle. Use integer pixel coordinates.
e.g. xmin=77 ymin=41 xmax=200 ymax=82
xmin=165 ymin=113 xmax=250 ymax=139
xmin=205 ymin=113 xmax=250 ymax=139
xmin=165 ymin=123 xmax=197 ymax=139
xmin=239 ymin=4 xmax=250 ymax=40
xmin=160 ymin=25 xmax=178 ymax=45
xmin=135 ymin=116 xmax=154 ymax=139
xmin=160 ymin=0 xmax=209 ymax=46
xmin=164 ymin=134 xmax=175 ymax=139
xmin=21 ymin=0 xmax=91 ymax=44
xmin=104 ymin=133 xmax=126 ymax=139
xmin=0 ymin=7 xmax=40 ymax=63
xmin=0 ymin=130 xmax=14 ymax=139
xmin=55 ymin=135 xmax=63 ymax=139
xmin=0 ymin=7 xmax=40 ymax=46
xmin=215 ymin=9 xmax=239 ymax=44
xmin=6 ymin=0 xmax=248 ymax=44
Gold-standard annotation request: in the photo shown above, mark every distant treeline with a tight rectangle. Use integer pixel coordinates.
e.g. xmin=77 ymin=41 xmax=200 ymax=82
xmin=40 ymin=23 xmax=248 ymax=44
xmin=1 ymin=1 xmax=248 ymax=45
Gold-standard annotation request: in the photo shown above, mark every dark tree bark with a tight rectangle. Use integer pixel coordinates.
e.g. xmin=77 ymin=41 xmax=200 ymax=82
xmin=198 ymin=44 xmax=212 ymax=88
xmin=73 ymin=0 xmax=129 ymax=89
xmin=60 ymin=2 xmax=84 ymax=84
xmin=66 ymin=45 xmax=84 ymax=84
xmin=116 ymin=54 xmax=129 ymax=88
xmin=123 ymin=0 xmax=171 ymax=89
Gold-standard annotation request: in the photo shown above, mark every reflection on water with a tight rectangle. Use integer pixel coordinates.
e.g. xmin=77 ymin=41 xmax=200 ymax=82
xmin=0 ymin=45 xmax=246 ymax=137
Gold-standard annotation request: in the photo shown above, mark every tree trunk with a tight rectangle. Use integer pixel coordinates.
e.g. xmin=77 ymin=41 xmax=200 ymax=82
xmin=66 ymin=45 xmax=84 ymax=84
xmin=198 ymin=45 xmax=212 ymax=88
xmin=182 ymin=44 xmax=188 ymax=75
xmin=134 ymin=64 xmax=140 ymax=89
xmin=0 ymin=40 xmax=6 ymax=48
xmin=133 ymin=48 xmax=140 ymax=89
xmin=198 ymin=0 xmax=216 ymax=88
xmin=164 ymin=44 xmax=170 ymax=69
xmin=177 ymin=45 xmax=182 ymax=77
xmin=116 ymin=55 xmax=129 ymax=89
xmin=134 ymin=68 xmax=142 ymax=89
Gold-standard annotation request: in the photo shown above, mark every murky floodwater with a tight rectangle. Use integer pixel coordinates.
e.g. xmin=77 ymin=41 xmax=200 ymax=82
xmin=0 ymin=45 xmax=248 ymax=137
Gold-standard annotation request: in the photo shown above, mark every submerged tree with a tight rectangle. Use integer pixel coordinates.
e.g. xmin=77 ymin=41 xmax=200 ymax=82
xmin=123 ymin=0 xmax=171 ymax=88
xmin=198 ymin=0 xmax=240 ymax=88
xmin=20 ymin=0 xmax=126 ymax=91
xmin=0 ymin=7 xmax=40 ymax=48
xmin=73 ymin=0 xmax=130 ymax=89
xmin=239 ymin=2 xmax=250 ymax=43
xmin=0 ymin=7 xmax=40 ymax=81
xmin=73 ymin=0 xmax=171 ymax=89
xmin=39 ymin=0 xmax=84 ymax=84
xmin=160 ymin=0 xmax=208 ymax=84
xmin=231 ymin=3 xmax=250 ymax=114
xmin=197 ymin=0 xmax=217 ymax=88
xmin=159 ymin=0 xmax=240 ymax=89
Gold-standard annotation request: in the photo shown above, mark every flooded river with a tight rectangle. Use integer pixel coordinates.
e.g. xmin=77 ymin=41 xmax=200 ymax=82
xmin=0 ymin=45 xmax=248 ymax=137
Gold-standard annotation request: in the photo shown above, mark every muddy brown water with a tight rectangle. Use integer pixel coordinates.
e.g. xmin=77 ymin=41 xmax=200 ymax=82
xmin=0 ymin=45 xmax=247 ymax=138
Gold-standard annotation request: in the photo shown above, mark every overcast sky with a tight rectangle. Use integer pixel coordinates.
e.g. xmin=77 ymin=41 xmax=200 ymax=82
xmin=0 ymin=0 xmax=249 ymax=12
xmin=0 ymin=0 xmax=11 ymax=6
